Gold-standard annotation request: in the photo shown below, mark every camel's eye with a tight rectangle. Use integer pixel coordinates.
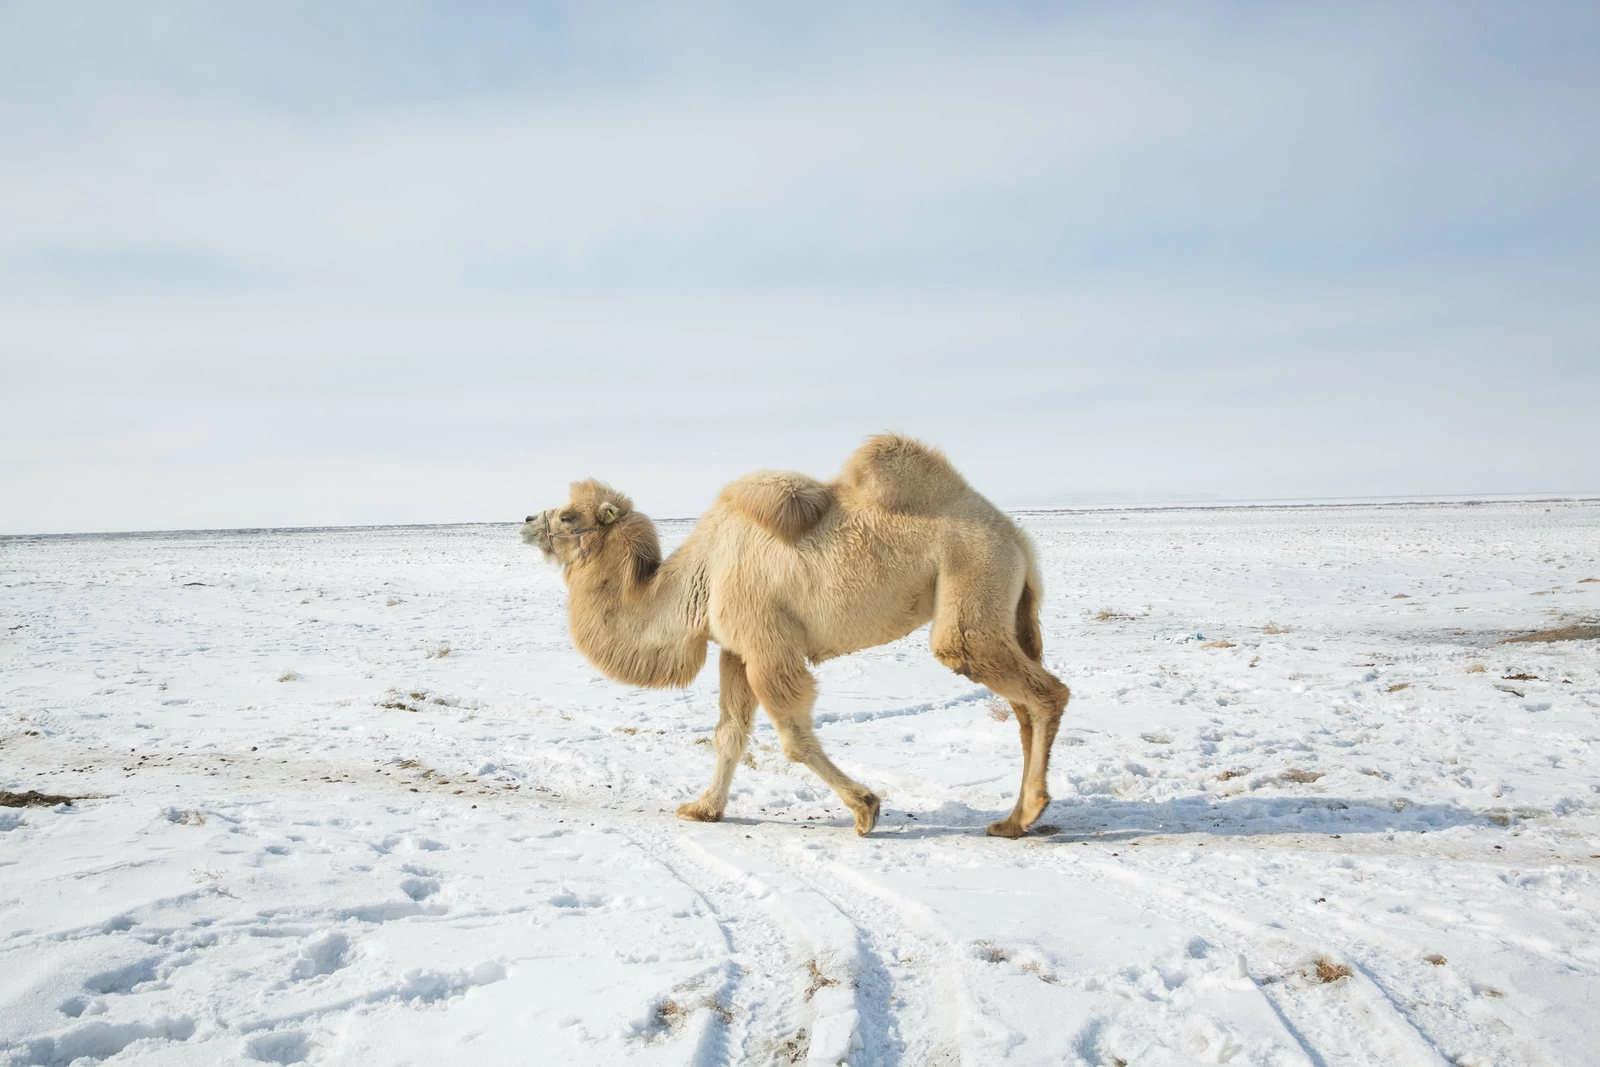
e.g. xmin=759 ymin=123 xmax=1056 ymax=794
xmin=560 ymin=511 xmax=577 ymax=524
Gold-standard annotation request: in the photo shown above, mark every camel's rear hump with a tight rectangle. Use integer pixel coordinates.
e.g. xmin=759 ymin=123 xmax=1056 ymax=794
xmin=837 ymin=434 xmax=970 ymax=513
xmin=719 ymin=472 xmax=835 ymax=543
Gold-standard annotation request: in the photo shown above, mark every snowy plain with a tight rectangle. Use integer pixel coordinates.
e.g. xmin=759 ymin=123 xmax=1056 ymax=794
xmin=2 ymin=500 xmax=1598 ymax=1066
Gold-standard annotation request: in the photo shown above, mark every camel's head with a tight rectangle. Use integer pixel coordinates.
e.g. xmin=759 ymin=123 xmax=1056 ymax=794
xmin=521 ymin=480 xmax=658 ymax=581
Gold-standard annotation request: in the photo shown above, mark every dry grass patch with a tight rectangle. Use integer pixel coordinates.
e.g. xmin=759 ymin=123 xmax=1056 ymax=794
xmin=646 ymin=993 xmax=730 ymax=1034
xmin=1385 ymin=682 xmax=1411 ymax=693
xmin=1502 ymin=623 xmax=1600 ymax=644
xmin=1261 ymin=622 xmax=1292 ymax=635
xmin=803 ymin=960 xmax=839 ymax=1002
xmin=1201 ymin=639 xmax=1235 ymax=649
xmin=1423 ymin=953 xmax=1447 ymax=966
xmin=1216 ymin=768 xmax=1248 ymax=782
xmin=377 ymin=688 xmax=461 ymax=713
xmin=1464 ymin=662 xmax=1487 ymax=674
xmin=1092 ymin=609 xmax=1136 ymax=622
xmin=1391 ymin=593 xmax=1411 ymax=599
xmin=1502 ymin=671 xmax=1539 ymax=681
xmin=973 ymin=941 xmax=1009 ymax=963
xmin=426 ymin=644 xmax=452 ymax=658
xmin=1281 ymin=768 xmax=1324 ymax=784
xmin=277 ymin=670 xmax=301 ymax=683
xmin=0 ymin=789 xmax=78 ymax=807
xmin=1310 ymin=958 xmax=1353 ymax=983
xmin=1018 ymin=959 xmax=1059 ymax=984
xmin=653 ymin=999 xmax=686 ymax=1029
xmin=778 ymin=1029 xmax=810 ymax=1064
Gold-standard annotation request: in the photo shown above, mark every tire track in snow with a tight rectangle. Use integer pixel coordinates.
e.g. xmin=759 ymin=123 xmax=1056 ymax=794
xmin=1064 ymin=839 xmax=1571 ymax=1067
xmin=1067 ymin=854 xmax=1454 ymax=1066
xmin=752 ymin=840 xmax=970 ymax=1066
xmin=810 ymin=688 xmax=990 ymax=727
xmin=677 ymin=834 xmax=872 ymax=1065
xmin=665 ymin=827 xmax=973 ymax=1066
xmin=619 ymin=825 xmax=812 ymax=1066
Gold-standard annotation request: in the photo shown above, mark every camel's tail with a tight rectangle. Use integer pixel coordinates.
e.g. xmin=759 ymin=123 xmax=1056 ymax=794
xmin=1015 ymin=532 xmax=1045 ymax=662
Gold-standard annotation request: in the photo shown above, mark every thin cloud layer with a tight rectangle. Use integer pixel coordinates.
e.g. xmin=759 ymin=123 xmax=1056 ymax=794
xmin=2 ymin=3 xmax=1596 ymax=532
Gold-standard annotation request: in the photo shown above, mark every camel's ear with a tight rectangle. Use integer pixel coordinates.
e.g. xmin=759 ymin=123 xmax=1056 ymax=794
xmin=596 ymin=501 xmax=622 ymax=526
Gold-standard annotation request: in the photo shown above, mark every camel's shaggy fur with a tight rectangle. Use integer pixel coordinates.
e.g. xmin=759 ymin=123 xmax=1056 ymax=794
xmin=521 ymin=434 xmax=1071 ymax=837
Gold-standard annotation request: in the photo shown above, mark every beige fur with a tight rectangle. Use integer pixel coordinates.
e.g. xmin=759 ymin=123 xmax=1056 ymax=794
xmin=521 ymin=434 xmax=1071 ymax=837
xmin=717 ymin=472 xmax=835 ymax=543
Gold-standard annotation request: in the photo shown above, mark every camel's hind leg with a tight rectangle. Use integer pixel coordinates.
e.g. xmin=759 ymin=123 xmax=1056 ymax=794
xmin=746 ymin=656 xmax=880 ymax=836
xmin=996 ymin=705 xmax=1037 ymax=831
xmin=1013 ymin=583 xmax=1066 ymax=830
xmin=677 ymin=649 xmax=756 ymax=823
xmin=932 ymin=580 xmax=1070 ymax=838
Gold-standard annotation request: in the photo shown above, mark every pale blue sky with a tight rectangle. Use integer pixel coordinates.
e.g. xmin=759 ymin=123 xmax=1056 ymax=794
xmin=2 ymin=3 xmax=1597 ymax=533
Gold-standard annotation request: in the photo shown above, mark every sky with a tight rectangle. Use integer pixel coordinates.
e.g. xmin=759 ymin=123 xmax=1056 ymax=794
xmin=2 ymin=2 xmax=1597 ymax=534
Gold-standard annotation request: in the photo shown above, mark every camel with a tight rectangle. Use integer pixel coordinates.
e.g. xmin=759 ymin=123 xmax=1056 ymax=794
xmin=520 ymin=434 xmax=1071 ymax=838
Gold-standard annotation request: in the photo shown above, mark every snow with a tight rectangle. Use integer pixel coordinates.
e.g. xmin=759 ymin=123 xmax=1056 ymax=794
xmin=2 ymin=500 xmax=1598 ymax=1066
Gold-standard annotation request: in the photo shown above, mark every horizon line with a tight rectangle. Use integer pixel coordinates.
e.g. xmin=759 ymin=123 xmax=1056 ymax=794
xmin=5 ymin=490 xmax=1597 ymax=541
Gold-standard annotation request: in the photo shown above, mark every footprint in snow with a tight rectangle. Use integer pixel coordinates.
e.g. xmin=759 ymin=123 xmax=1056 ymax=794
xmin=290 ymin=931 xmax=352 ymax=980
xmin=371 ymin=834 xmax=449 ymax=855
xmin=23 ymin=1017 xmax=197 ymax=1063
xmin=58 ymin=995 xmax=107 ymax=1018
xmin=82 ymin=956 xmax=162 ymax=995
xmin=549 ymin=890 xmax=607 ymax=910
xmin=400 ymin=876 xmax=441 ymax=901
xmin=245 ymin=1029 xmax=312 ymax=1064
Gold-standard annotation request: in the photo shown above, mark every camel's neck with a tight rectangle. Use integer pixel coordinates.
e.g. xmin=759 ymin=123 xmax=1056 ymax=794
xmin=563 ymin=520 xmax=710 ymax=689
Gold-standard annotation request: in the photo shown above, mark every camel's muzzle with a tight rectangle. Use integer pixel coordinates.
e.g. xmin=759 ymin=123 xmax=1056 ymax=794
xmin=520 ymin=511 xmax=555 ymax=555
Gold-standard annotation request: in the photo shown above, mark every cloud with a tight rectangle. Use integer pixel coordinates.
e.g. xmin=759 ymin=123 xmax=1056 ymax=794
xmin=1 ymin=3 xmax=1597 ymax=531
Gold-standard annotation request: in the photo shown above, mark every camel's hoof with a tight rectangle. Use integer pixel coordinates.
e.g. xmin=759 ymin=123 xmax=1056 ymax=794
xmin=675 ymin=800 xmax=723 ymax=823
xmin=986 ymin=819 xmax=1026 ymax=839
xmin=853 ymin=793 xmax=881 ymax=836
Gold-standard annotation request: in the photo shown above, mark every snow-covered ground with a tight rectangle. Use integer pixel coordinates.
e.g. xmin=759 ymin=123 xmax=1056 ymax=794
xmin=3 ymin=501 xmax=1598 ymax=1066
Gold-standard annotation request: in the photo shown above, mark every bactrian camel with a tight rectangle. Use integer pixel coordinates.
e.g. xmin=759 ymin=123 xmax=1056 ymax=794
xmin=520 ymin=435 xmax=1071 ymax=837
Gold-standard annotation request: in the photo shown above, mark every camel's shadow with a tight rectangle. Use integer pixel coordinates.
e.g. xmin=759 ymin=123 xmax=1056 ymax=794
xmin=872 ymin=793 xmax=1531 ymax=842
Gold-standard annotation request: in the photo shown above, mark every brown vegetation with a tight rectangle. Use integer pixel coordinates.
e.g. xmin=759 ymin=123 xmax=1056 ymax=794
xmin=1311 ymin=958 xmax=1353 ymax=983
xmin=803 ymin=960 xmax=839 ymax=1001
xmin=1093 ymin=609 xmax=1135 ymax=622
xmin=1501 ymin=623 xmax=1600 ymax=644
xmin=0 ymin=789 xmax=77 ymax=807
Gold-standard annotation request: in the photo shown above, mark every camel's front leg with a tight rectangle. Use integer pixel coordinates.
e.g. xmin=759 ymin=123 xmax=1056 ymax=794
xmin=748 ymin=657 xmax=880 ymax=836
xmin=677 ymin=649 xmax=756 ymax=823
